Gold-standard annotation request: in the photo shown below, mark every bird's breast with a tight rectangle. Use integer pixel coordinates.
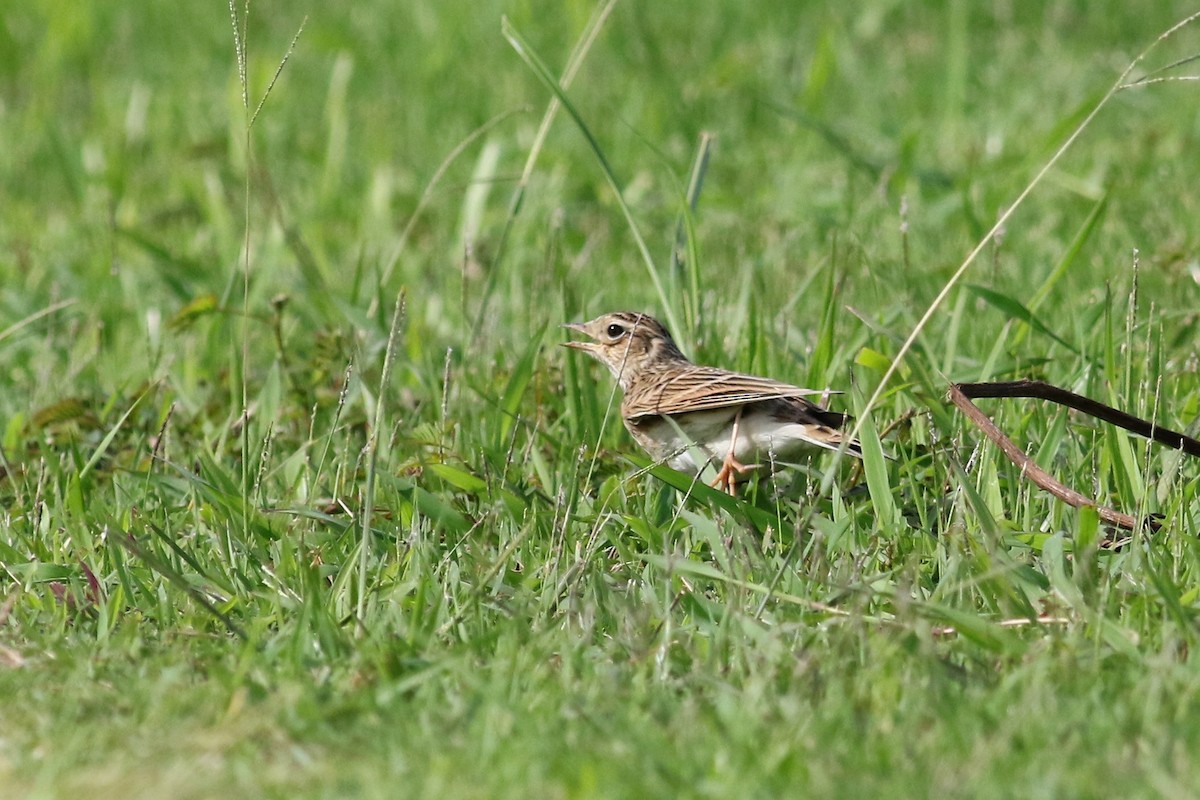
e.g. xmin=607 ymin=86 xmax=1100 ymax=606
xmin=625 ymin=403 xmax=837 ymax=475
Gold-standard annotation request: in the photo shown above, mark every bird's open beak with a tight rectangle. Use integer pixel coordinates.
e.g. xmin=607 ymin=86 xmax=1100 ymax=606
xmin=560 ymin=322 xmax=596 ymax=351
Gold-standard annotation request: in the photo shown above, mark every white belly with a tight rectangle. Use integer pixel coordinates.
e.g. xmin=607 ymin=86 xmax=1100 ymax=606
xmin=632 ymin=408 xmax=833 ymax=475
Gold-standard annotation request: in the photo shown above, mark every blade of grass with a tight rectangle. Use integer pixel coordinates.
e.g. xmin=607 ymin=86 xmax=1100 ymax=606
xmin=807 ymin=256 xmax=838 ymax=387
xmin=79 ymin=386 xmax=152 ymax=481
xmin=112 ymin=525 xmax=246 ymax=640
xmin=918 ymin=601 xmax=1026 ymax=655
xmin=964 ymin=284 xmax=1080 ymax=354
xmin=0 ymin=299 xmax=77 ymax=345
xmin=471 ymin=0 xmax=619 ymax=342
xmin=854 ymin=391 xmax=896 ymax=526
xmin=502 ymin=17 xmax=681 ymax=339
xmin=372 ymin=107 xmax=528 ymax=317
xmin=1027 ymin=192 xmax=1109 ymax=314
xmin=627 ymin=456 xmax=776 ymax=532
xmin=851 ymin=12 xmax=1200 ymax=442
xmin=670 ymin=131 xmax=714 ymax=334
xmin=358 ymin=289 xmax=406 ymax=630
xmin=496 ymin=323 xmax=546 ymax=449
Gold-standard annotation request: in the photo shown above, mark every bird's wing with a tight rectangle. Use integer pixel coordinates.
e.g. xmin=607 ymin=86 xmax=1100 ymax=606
xmin=624 ymin=365 xmax=835 ymax=420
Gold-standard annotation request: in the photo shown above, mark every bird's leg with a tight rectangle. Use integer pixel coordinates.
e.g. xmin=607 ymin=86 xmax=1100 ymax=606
xmin=710 ymin=407 xmax=759 ymax=495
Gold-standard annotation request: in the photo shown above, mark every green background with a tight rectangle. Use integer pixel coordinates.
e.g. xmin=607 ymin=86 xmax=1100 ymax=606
xmin=2 ymin=1 xmax=1200 ymax=797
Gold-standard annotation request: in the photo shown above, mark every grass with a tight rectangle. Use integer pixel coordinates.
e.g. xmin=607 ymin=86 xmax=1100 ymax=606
xmin=3 ymin=0 xmax=1200 ymax=796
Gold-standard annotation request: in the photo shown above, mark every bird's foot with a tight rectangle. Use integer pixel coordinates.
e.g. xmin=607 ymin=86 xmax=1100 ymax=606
xmin=710 ymin=454 xmax=760 ymax=496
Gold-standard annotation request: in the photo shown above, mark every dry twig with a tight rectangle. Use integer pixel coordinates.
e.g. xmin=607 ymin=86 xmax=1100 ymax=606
xmin=948 ymin=380 xmax=1200 ymax=533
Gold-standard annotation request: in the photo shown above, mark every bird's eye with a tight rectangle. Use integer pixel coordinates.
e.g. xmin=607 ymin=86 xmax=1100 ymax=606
xmin=606 ymin=323 xmax=626 ymax=338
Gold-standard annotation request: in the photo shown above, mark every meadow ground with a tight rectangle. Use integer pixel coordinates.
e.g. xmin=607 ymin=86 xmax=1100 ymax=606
xmin=2 ymin=1 xmax=1200 ymax=797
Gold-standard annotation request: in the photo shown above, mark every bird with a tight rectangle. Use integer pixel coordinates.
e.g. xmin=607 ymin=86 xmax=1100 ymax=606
xmin=562 ymin=311 xmax=862 ymax=494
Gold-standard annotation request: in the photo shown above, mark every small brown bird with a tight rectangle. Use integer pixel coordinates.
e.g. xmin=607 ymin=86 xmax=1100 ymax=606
xmin=562 ymin=311 xmax=861 ymax=493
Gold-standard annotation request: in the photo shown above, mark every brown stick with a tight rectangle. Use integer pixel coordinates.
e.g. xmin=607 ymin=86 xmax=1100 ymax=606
xmin=955 ymin=380 xmax=1200 ymax=456
xmin=946 ymin=381 xmax=1190 ymax=533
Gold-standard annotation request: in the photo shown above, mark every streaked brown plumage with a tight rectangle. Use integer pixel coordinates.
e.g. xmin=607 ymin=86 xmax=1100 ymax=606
xmin=562 ymin=311 xmax=861 ymax=493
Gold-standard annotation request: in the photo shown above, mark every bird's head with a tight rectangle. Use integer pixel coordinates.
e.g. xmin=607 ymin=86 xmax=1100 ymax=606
xmin=561 ymin=311 xmax=686 ymax=390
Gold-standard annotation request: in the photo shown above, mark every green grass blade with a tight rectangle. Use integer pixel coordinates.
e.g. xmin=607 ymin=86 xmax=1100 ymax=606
xmin=496 ymin=323 xmax=546 ymax=449
xmin=1028 ymin=192 xmax=1109 ymax=314
xmin=471 ymin=0 xmax=618 ymax=340
xmin=808 ymin=257 xmax=837 ymax=387
xmin=670 ymin=131 xmax=713 ymax=334
xmin=502 ymin=17 xmax=680 ymax=338
xmin=964 ymin=283 xmax=1080 ymax=354
xmin=629 ymin=456 xmax=776 ymax=532
xmin=0 ymin=299 xmax=77 ymax=345
xmin=358 ymin=289 xmax=407 ymax=627
xmin=79 ymin=387 xmax=151 ymax=480
xmin=917 ymin=601 xmax=1026 ymax=655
